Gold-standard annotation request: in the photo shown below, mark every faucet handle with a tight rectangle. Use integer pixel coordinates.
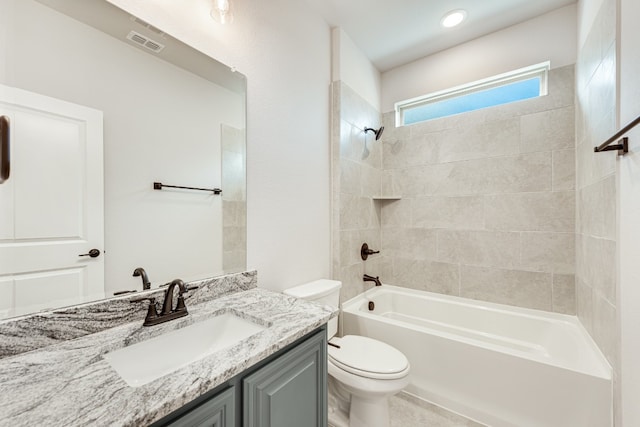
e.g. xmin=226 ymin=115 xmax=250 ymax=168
xmin=361 ymin=243 xmax=380 ymax=260
xmin=175 ymin=285 xmax=198 ymax=311
xmin=183 ymin=285 xmax=199 ymax=293
xmin=131 ymin=297 xmax=159 ymax=324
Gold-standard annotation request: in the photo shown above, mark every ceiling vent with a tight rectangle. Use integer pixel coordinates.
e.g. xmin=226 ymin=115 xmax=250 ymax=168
xmin=126 ymin=31 xmax=165 ymax=53
xmin=130 ymin=17 xmax=165 ymax=36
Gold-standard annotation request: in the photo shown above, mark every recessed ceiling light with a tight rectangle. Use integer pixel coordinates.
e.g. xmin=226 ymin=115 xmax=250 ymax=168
xmin=441 ymin=9 xmax=467 ymax=28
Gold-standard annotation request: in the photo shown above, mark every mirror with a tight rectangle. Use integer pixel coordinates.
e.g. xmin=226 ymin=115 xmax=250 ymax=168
xmin=0 ymin=0 xmax=247 ymax=319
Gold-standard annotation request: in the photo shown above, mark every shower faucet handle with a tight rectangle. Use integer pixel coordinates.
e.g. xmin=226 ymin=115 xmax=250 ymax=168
xmin=361 ymin=243 xmax=380 ymax=260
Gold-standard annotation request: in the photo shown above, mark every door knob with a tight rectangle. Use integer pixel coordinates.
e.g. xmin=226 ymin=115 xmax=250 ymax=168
xmin=79 ymin=249 xmax=101 ymax=258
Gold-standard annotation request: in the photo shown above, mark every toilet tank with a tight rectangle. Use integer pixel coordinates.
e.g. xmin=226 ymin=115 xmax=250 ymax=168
xmin=284 ymin=280 xmax=341 ymax=338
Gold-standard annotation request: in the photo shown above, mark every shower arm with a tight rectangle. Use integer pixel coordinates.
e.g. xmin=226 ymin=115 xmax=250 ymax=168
xmin=364 ymin=126 xmax=385 ymax=141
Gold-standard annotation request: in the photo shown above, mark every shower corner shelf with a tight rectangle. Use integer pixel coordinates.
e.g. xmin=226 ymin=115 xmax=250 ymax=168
xmin=372 ymin=195 xmax=402 ymax=201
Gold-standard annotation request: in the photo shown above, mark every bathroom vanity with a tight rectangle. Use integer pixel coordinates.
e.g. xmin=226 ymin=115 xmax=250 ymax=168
xmin=0 ymin=271 xmax=336 ymax=426
xmin=155 ymin=328 xmax=327 ymax=427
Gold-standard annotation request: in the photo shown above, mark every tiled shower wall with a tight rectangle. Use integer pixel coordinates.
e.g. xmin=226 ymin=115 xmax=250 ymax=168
xmin=332 ymin=82 xmax=385 ymax=303
xmin=575 ymin=0 xmax=618 ymax=419
xmin=333 ymin=67 xmax=577 ymax=314
xmin=379 ymin=65 xmax=576 ymax=314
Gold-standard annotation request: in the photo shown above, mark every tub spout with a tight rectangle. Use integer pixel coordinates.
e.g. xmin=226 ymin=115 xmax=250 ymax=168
xmin=363 ymin=274 xmax=382 ymax=286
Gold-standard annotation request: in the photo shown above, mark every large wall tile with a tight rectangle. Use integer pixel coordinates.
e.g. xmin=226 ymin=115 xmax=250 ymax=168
xmin=412 ymin=196 xmax=485 ymax=229
xmin=392 ymin=258 xmax=459 ymax=295
xmin=339 ymin=263 xmax=366 ymax=303
xmin=592 ymin=292 xmax=617 ymax=367
xmin=383 ymin=134 xmax=441 ymax=169
xmin=381 ymin=199 xmax=412 ymax=227
xmin=581 ymin=235 xmax=616 ymax=305
xmin=437 ymin=230 xmax=521 ymax=269
xmin=435 ymin=152 xmax=552 ymax=195
xmin=460 ymin=266 xmax=553 ymax=310
xmin=362 ymin=164 xmax=382 ymax=197
xmin=393 ymin=152 xmax=552 ymax=197
xmin=340 ymin=194 xmax=378 ymax=230
xmin=521 ymin=232 xmax=575 ymax=274
xmin=340 ymin=159 xmax=363 ymax=196
xmin=390 ymin=164 xmax=454 ymax=196
xmin=552 ymin=149 xmax=576 ymax=191
xmin=545 ymin=64 xmax=575 ymax=109
xmin=339 ymin=120 xmax=359 ymax=161
xmin=340 ymin=81 xmax=380 ymax=130
xmin=436 ymin=118 xmax=520 ymax=163
xmin=381 ymin=170 xmax=396 ymax=197
xmin=552 ymin=274 xmax=576 ymax=315
xmin=382 ymin=227 xmax=438 ymax=260
xmin=520 ymin=106 xmax=575 ymax=153
xmin=485 ymin=191 xmax=575 ymax=232
xmin=576 ymin=277 xmax=594 ymax=334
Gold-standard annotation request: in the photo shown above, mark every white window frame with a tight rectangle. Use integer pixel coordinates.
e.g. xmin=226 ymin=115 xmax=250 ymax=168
xmin=395 ymin=61 xmax=550 ymax=126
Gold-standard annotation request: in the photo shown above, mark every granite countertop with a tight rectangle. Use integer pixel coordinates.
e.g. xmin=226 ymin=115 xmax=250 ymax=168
xmin=0 ymin=286 xmax=337 ymax=426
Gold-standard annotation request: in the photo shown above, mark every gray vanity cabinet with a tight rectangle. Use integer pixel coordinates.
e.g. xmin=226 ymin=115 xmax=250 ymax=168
xmin=154 ymin=327 xmax=327 ymax=427
xmin=166 ymin=387 xmax=235 ymax=427
xmin=243 ymin=329 xmax=327 ymax=427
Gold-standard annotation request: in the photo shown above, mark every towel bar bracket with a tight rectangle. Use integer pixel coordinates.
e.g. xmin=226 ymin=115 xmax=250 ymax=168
xmin=594 ymin=137 xmax=628 ymax=156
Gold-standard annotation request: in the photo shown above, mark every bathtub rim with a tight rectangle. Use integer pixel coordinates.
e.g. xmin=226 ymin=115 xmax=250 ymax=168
xmin=341 ymin=284 xmax=612 ymax=380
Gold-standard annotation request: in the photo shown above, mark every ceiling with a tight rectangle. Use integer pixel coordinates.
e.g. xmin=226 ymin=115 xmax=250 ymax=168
xmin=304 ymin=0 xmax=576 ymax=72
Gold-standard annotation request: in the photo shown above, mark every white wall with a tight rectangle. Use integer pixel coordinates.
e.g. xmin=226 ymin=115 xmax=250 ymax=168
xmin=618 ymin=0 xmax=640 ymax=424
xmin=381 ymin=4 xmax=577 ymax=113
xmin=106 ymin=0 xmax=332 ymax=291
xmin=331 ymin=28 xmax=381 ymax=110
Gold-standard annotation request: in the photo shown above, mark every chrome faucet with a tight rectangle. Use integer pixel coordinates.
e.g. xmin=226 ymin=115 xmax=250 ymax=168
xmin=131 ymin=278 xmax=197 ymax=326
xmin=363 ymin=274 xmax=382 ymax=287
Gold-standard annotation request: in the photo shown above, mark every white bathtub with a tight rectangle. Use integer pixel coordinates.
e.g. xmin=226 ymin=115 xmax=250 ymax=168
xmin=341 ymin=285 xmax=612 ymax=427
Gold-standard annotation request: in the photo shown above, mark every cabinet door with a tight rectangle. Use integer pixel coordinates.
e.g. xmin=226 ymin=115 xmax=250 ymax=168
xmin=166 ymin=386 xmax=235 ymax=427
xmin=243 ymin=330 xmax=327 ymax=427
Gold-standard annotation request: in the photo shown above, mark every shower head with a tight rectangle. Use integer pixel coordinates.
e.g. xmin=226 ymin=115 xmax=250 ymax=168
xmin=364 ymin=126 xmax=385 ymax=141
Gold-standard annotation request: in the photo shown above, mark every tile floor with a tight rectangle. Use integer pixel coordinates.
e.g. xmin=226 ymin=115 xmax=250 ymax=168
xmin=389 ymin=392 xmax=485 ymax=427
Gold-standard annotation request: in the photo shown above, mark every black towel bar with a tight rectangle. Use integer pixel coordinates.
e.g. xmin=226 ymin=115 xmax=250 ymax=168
xmin=153 ymin=182 xmax=222 ymax=195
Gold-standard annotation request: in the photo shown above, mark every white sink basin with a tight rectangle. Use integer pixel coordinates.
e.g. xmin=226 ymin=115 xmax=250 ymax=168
xmin=104 ymin=312 xmax=266 ymax=387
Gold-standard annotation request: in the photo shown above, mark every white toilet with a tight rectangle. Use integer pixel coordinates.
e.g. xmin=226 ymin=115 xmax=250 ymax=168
xmin=284 ymin=280 xmax=410 ymax=427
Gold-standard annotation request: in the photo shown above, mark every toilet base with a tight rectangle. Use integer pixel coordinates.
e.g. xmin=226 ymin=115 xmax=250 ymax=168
xmin=349 ymin=394 xmax=390 ymax=427
xmin=328 ymin=375 xmax=396 ymax=427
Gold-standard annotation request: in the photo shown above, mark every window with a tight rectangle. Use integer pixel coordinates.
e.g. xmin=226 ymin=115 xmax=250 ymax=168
xmin=395 ymin=62 xmax=549 ymax=126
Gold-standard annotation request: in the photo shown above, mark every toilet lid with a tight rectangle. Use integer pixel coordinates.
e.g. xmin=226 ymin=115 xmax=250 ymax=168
xmin=328 ymin=335 xmax=409 ymax=380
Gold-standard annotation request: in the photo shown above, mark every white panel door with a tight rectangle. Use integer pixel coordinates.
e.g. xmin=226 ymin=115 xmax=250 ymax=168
xmin=0 ymin=84 xmax=103 ymax=318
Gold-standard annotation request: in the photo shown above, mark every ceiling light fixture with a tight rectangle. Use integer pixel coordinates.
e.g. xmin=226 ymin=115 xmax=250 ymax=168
xmin=441 ymin=9 xmax=467 ymax=28
xmin=211 ymin=0 xmax=233 ymax=24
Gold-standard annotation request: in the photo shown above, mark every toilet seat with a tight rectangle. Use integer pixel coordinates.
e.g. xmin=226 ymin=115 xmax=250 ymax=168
xmin=328 ymin=335 xmax=409 ymax=380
